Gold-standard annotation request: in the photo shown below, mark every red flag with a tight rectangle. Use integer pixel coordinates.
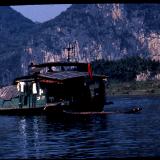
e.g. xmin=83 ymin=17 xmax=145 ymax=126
xmin=88 ymin=63 xmax=93 ymax=80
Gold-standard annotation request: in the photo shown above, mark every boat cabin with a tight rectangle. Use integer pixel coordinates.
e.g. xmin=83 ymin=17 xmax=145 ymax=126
xmin=13 ymin=62 xmax=107 ymax=112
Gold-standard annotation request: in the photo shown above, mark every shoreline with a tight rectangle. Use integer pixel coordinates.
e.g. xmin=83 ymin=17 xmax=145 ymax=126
xmin=107 ymin=80 xmax=160 ymax=97
xmin=107 ymin=93 xmax=160 ymax=97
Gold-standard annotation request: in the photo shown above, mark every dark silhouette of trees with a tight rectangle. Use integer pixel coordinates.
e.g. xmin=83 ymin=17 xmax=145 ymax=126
xmin=92 ymin=56 xmax=160 ymax=82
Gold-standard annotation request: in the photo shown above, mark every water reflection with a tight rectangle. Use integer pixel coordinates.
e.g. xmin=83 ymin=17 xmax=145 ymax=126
xmin=19 ymin=117 xmax=27 ymax=158
xmin=1 ymin=96 xmax=160 ymax=158
xmin=33 ymin=118 xmax=40 ymax=158
xmin=43 ymin=115 xmax=108 ymax=159
xmin=18 ymin=116 xmax=44 ymax=158
xmin=16 ymin=115 xmax=108 ymax=159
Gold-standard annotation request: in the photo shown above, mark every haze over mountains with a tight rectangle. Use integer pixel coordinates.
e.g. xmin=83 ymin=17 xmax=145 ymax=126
xmin=0 ymin=4 xmax=160 ymax=85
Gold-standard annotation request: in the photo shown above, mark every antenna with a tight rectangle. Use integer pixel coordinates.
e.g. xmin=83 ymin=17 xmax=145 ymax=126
xmin=66 ymin=42 xmax=71 ymax=62
xmin=64 ymin=41 xmax=79 ymax=62
xmin=66 ymin=42 xmax=73 ymax=62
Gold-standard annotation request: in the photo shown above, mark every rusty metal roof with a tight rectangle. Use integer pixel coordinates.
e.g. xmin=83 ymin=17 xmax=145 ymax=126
xmin=15 ymin=71 xmax=107 ymax=82
xmin=39 ymin=71 xmax=89 ymax=81
xmin=0 ymin=85 xmax=19 ymax=100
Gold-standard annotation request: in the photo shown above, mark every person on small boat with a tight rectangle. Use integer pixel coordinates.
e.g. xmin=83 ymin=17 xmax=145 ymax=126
xmin=124 ymin=107 xmax=142 ymax=114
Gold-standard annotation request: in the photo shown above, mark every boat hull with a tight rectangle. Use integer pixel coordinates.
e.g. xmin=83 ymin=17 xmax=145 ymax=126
xmin=0 ymin=103 xmax=103 ymax=116
xmin=0 ymin=107 xmax=45 ymax=116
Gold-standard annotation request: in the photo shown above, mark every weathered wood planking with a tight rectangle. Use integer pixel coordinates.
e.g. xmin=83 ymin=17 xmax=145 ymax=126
xmin=0 ymin=85 xmax=19 ymax=100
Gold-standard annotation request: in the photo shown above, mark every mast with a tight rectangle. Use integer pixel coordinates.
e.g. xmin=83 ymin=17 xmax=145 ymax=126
xmin=65 ymin=41 xmax=78 ymax=62
xmin=66 ymin=42 xmax=72 ymax=62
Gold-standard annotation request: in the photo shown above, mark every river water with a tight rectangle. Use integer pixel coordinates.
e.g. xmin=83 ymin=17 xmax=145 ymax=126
xmin=0 ymin=95 xmax=160 ymax=159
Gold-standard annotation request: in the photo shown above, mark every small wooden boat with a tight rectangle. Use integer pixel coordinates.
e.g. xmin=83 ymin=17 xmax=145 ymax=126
xmin=0 ymin=62 xmax=107 ymax=115
xmin=123 ymin=107 xmax=142 ymax=114
xmin=63 ymin=107 xmax=142 ymax=116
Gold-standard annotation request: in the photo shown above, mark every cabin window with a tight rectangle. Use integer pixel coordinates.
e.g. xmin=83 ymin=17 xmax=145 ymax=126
xmin=39 ymin=89 xmax=43 ymax=95
xmin=89 ymin=82 xmax=100 ymax=97
xmin=62 ymin=66 xmax=77 ymax=71
xmin=17 ymin=82 xmax=25 ymax=93
xmin=103 ymin=78 xmax=108 ymax=88
xmin=37 ymin=89 xmax=45 ymax=100
xmin=17 ymin=82 xmax=20 ymax=91
xmin=51 ymin=66 xmax=61 ymax=72
xmin=32 ymin=83 xmax=37 ymax=94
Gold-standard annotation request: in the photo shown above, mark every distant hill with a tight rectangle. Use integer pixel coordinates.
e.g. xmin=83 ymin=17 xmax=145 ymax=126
xmin=1 ymin=4 xmax=160 ymax=85
xmin=26 ymin=4 xmax=160 ymax=63
xmin=0 ymin=6 xmax=36 ymax=85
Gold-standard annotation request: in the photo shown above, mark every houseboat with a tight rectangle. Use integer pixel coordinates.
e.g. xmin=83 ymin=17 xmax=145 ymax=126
xmin=0 ymin=62 xmax=108 ymax=115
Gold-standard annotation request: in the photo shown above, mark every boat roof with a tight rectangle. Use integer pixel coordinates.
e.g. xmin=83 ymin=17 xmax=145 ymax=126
xmin=15 ymin=71 xmax=107 ymax=82
xmin=14 ymin=62 xmax=107 ymax=83
xmin=39 ymin=71 xmax=89 ymax=81
xmin=28 ymin=62 xmax=90 ymax=74
xmin=29 ymin=62 xmax=89 ymax=68
xmin=0 ymin=85 xmax=19 ymax=100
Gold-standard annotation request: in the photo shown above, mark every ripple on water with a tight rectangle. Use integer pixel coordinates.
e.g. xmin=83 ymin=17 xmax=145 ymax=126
xmin=0 ymin=96 xmax=160 ymax=158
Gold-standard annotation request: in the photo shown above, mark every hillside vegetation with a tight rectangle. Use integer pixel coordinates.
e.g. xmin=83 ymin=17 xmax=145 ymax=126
xmin=107 ymin=80 xmax=160 ymax=96
xmin=92 ymin=56 xmax=160 ymax=82
xmin=2 ymin=4 xmax=160 ymax=85
xmin=92 ymin=56 xmax=160 ymax=96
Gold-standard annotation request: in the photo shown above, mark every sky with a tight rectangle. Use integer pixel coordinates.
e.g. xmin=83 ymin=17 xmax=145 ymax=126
xmin=11 ymin=4 xmax=71 ymax=23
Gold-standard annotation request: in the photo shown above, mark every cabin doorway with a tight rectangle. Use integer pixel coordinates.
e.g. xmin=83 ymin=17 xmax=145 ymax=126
xmin=17 ymin=81 xmax=40 ymax=108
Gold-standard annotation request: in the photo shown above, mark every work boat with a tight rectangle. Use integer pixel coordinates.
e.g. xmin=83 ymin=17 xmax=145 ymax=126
xmin=0 ymin=62 xmax=107 ymax=115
